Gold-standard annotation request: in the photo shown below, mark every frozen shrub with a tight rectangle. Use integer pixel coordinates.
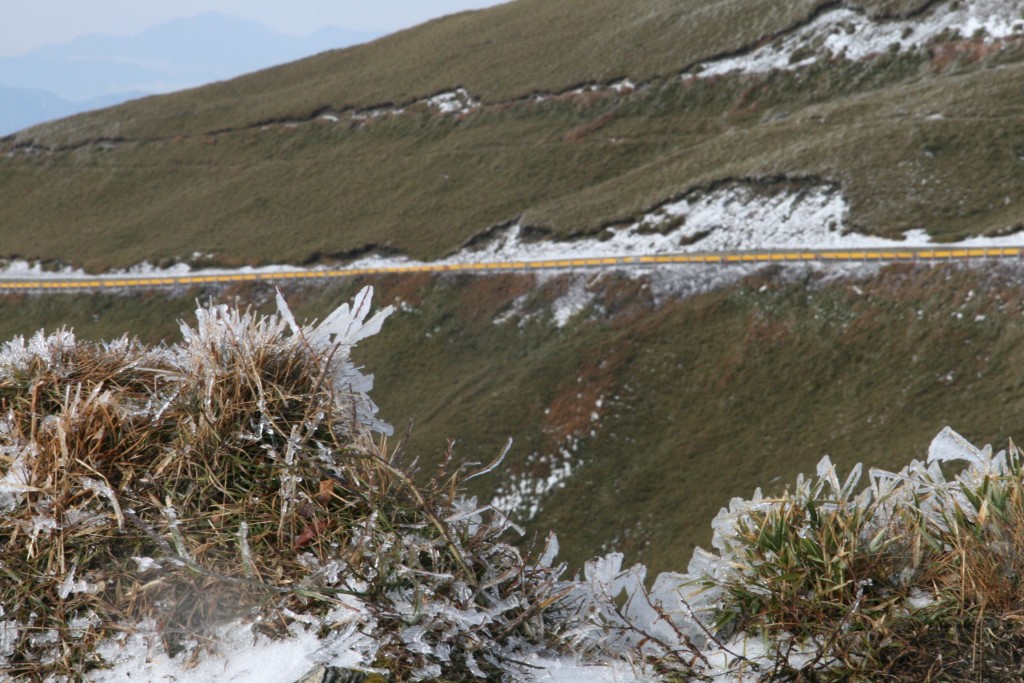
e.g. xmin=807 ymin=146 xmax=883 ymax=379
xmin=0 ymin=288 xmax=567 ymax=681
xmin=566 ymin=428 xmax=1024 ymax=681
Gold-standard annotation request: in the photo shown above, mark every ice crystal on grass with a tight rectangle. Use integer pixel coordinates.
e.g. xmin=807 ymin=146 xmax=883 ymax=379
xmin=556 ymin=427 xmax=1024 ymax=681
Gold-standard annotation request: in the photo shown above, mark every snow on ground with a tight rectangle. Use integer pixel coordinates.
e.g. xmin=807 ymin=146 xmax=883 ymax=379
xmin=695 ymin=0 xmax=1024 ymax=78
xmin=346 ymin=183 xmax=1024 ymax=274
xmin=491 ymin=441 xmax=580 ymax=521
xmin=424 ymin=88 xmax=481 ymax=116
xmin=273 ymin=0 xmax=1024 ymax=135
xmin=58 ymin=607 xmax=662 ymax=683
xmin=521 ymin=655 xmax=659 ymax=683
xmin=551 ymin=277 xmax=596 ymax=328
xmin=7 ymin=182 xmax=1023 ymax=286
xmin=0 ymin=258 xmax=309 ymax=281
xmin=571 ymin=79 xmax=636 ymax=96
xmin=72 ymin=617 xmax=658 ymax=683
xmin=305 ymin=0 xmax=1024 ymax=125
xmin=349 ymin=105 xmax=404 ymax=122
xmin=84 ymin=617 xmax=373 ymax=683
xmin=490 ymin=393 xmax=605 ymax=523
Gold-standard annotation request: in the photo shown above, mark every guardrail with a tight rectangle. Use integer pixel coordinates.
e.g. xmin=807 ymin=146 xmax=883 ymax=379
xmin=0 ymin=247 xmax=1019 ymax=292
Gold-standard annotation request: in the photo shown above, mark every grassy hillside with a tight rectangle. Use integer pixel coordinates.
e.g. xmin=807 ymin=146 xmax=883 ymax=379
xmin=5 ymin=262 xmax=1024 ymax=576
xmin=7 ymin=0 xmax=925 ymax=143
xmin=1 ymin=0 xmax=1021 ymax=271
xmin=7 ymin=3 xmax=1024 ymax=676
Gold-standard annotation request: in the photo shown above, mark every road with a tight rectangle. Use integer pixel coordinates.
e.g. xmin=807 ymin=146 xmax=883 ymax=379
xmin=1 ymin=246 xmax=1020 ymax=292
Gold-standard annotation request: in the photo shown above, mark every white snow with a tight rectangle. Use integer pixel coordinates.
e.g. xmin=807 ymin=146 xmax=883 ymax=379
xmin=0 ymin=257 xmax=310 ymax=282
xmin=8 ymin=181 xmax=1020 ymax=299
xmin=56 ymin=565 xmax=98 ymax=600
xmin=85 ymin=614 xmax=376 ymax=683
xmin=0 ymin=259 xmax=90 ymax=279
xmin=424 ymin=88 xmax=481 ymax=115
xmin=493 ymin=295 xmax=529 ymax=325
xmin=695 ymin=0 xmax=1024 ymax=79
xmin=491 ymin=443 xmax=579 ymax=520
xmin=551 ymin=278 xmax=596 ymax=327
xmin=523 ymin=655 xmax=658 ymax=682
xmin=907 ymin=588 xmax=938 ymax=610
xmin=345 ymin=183 xmax=1024 ymax=276
xmin=130 ymin=556 xmax=162 ymax=572
xmin=73 ymin=622 xmax=654 ymax=683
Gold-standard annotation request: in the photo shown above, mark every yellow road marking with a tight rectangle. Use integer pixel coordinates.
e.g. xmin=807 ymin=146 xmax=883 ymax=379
xmin=2 ymin=246 xmax=1023 ymax=292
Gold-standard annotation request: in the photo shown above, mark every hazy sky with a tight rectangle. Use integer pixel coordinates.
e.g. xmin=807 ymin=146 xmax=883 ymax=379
xmin=0 ymin=1 xmax=510 ymax=56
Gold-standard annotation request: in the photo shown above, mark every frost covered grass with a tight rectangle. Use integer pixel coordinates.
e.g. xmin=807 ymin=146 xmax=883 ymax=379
xmin=756 ymin=428 xmax=1024 ymax=680
xmin=541 ymin=428 xmax=1024 ymax=681
xmin=0 ymin=288 xmax=574 ymax=681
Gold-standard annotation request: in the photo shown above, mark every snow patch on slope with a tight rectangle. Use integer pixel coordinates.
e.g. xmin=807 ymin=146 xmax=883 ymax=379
xmin=622 ymin=185 xmax=852 ymax=253
xmin=349 ymin=182 xmax=1022 ymax=274
xmin=696 ymin=0 xmax=1024 ymax=78
xmin=491 ymin=440 xmax=581 ymax=521
xmin=0 ymin=258 xmax=310 ymax=282
xmin=425 ymin=88 xmax=481 ymax=115
xmin=6 ymin=181 xmax=1023 ymax=286
xmin=552 ymin=278 xmax=596 ymax=327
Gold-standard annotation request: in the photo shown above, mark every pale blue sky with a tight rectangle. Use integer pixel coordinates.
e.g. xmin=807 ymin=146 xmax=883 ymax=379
xmin=0 ymin=1 xmax=510 ymax=56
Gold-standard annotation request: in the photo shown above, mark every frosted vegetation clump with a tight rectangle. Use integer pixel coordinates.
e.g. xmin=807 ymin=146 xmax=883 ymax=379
xmin=562 ymin=427 xmax=1024 ymax=681
xmin=0 ymin=288 xmax=574 ymax=681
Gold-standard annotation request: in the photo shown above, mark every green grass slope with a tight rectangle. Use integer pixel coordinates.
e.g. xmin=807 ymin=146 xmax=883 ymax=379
xmin=357 ymin=265 xmax=1024 ymax=575
xmin=1 ymin=0 xmax=1021 ymax=271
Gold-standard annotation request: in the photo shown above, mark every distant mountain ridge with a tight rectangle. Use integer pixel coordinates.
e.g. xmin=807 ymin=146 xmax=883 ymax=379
xmin=0 ymin=85 xmax=146 ymax=137
xmin=0 ymin=12 xmax=379 ymax=134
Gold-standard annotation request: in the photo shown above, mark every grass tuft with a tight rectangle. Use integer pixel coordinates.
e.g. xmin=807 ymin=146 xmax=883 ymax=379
xmin=695 ymin=433 xmax=1024 ymax=680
